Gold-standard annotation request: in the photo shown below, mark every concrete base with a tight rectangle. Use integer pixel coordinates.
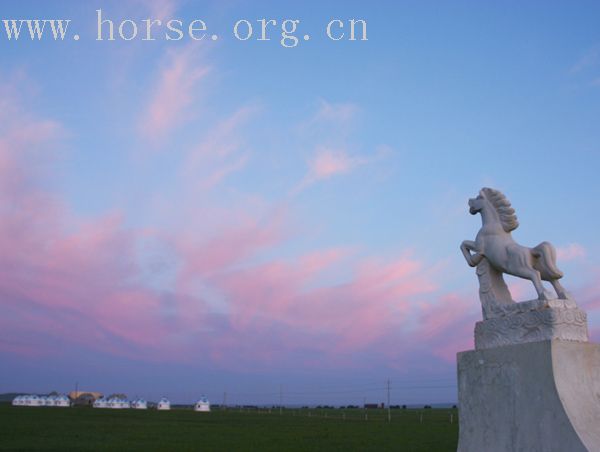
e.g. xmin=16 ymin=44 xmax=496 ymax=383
xmin=457 ymin=340 xmax=600 ymax=452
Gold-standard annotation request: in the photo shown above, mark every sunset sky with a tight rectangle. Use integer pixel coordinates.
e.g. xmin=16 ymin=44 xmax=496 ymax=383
xmin=1 ymin=0 xmax=600 ymax=405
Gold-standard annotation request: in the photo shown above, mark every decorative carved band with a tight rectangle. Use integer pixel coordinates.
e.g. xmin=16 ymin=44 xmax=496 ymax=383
xmin=474 ymin=307 xmax=589 ymax=350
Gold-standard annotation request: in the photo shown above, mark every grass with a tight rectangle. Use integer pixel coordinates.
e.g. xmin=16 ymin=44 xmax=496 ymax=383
xmin=0 ymin=404 xmax=458 ymax=451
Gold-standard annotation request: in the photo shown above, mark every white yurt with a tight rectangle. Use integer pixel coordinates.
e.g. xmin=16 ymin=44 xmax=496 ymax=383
xmin=28 ymin=395 xmax=44 ymax=407
xmin=194 ymin=396 xmax=210 ymax=412
xmin=157 ymin=398 xmax=171 ymax=410
xmin=45 ymin=396 xmax=56 ymax=406
xmin=108 ymin=398 xmax=129 ymax=409
xmin=12 ymin=395 xmax=23 ymax=406
xmin=93 ymin=397 xmax=108 ymax=409
xmin=55 ymin=395 xmax=70 ymax=407
xmin=132 ymin=399 xmax=148 ymax=410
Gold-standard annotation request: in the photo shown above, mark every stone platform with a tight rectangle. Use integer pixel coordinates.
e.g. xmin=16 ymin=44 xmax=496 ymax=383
xmin=474 ymin=301 xmax=588 ymax=350
xmin=457 ymin=340 xmax=600 ymax=452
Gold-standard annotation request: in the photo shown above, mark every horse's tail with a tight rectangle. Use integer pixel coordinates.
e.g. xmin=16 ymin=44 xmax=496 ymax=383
xmin=532 ymin=241 xmax=563 ymax=280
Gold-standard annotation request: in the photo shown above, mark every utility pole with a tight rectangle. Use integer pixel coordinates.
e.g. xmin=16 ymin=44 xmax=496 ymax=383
xmin=279 ymin=384 xmax=283 ymax=415
xmin=386 ymin=379 xmax=391 ymax=423
xmin=222 ymin=391 xmax=227 ymax=410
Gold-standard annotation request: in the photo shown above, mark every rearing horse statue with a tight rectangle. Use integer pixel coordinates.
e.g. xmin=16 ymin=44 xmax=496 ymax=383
xmin=461 ymin=187 xmax=569 ymax=302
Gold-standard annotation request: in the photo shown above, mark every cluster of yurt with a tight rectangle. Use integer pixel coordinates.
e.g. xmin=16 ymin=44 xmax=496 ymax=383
xmin=93 ymin=397 xmax=130 ymax=409
xmin=157 ymin=398 xmax=171 ymax=410
xmin=11 ymin=393 xmax=210 ymax=412
xmin=194 ymin=396 xmax=211 ymax=412
xmin=12 ymin=394 xmax=70 ymax=407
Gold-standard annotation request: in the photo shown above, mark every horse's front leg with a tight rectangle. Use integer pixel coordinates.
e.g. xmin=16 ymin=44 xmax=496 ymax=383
xmin=461 ymin=240 xmax=484 ymax=267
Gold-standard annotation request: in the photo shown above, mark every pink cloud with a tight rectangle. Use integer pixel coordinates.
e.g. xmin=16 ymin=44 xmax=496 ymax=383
xmin=187 ymin=106 xmax=258 ymax=160
xmin=0 ymin=117 xmax=472 ymax=370
xmin=417 ymin=294 xmax=478 ymax=361
xmin=115 ymin=0 xmax=179 ymax=21
xmin=200 ymin=154 xmax=249 ymax=189
xmin=0 ymin=77 xmax=189 ymax=361
xmin=311 ymin=148 xmax=364 ymax=178
xmin=312 ymin=99 xmax=359 ymax=124
xmin=574 ymin=269 xmax=600 ymax=312
xmin=294 ymin=147 xmax=366 ymax=192
xmin=145 ymin=0 xmax=178 ymax=20
xmin=556 ymin=243 xmax=586 ymax=261
xmin=182 ymin=105 xmax=258 ymax=191
xmin=292 ymin=101 xmax=391 ymax=194
xmin=209 ymin=253 xmax=436 ymax=365
xmin=138 ymin=45 xmax=211 ymax=143
xmin=0 ymin=75 xmax=482 ymax=375
xmin=174 ymin=214 xmax=284 ymax=286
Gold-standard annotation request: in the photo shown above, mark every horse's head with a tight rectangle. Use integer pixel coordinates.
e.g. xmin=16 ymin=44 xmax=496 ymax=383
xmin=468 ymin=190 xmax=487 ymax=215
xmin=469 ymin=187 xmax=519 ymax=232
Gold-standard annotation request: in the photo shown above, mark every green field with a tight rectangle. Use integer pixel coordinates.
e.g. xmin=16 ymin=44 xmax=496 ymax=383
xmin=0 ymin=404 xmax=458 ymax=451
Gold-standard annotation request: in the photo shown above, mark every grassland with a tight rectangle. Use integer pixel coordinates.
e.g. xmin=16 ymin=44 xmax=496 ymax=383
xmin=0 ymin=403 xmax=458 ymax=451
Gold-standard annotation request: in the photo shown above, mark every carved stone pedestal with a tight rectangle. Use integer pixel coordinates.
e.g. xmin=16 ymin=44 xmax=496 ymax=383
xmin=457 ymin=340 xmax=600 ymax=452
xmin=458 ymin=297 xmax=599 ymax=451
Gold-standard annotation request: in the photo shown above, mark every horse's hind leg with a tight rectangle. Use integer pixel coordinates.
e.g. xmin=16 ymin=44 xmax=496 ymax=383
xmin=550 ymin=279 xmax=570 ymax=300
xmin=524 ymin=269 xmax=553 ymax=301
xmin=509 ymin=246 xmax=553 ymax=300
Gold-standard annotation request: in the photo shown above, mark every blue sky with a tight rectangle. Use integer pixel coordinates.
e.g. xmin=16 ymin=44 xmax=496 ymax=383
xmin=1 ymin=0 xmax=599 ymax=405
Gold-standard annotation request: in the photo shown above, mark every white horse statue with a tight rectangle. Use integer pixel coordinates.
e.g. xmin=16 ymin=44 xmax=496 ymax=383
xmin=461 ymin=187 xmax=568 ymax=302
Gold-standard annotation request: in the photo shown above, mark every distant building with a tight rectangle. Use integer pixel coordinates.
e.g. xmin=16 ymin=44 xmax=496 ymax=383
xmin=194 ymin=396 xmax=210 ymax=412
xmin=106 ymin=397 xmax=130 ymax=409
xmin=93 ymin=397 xmax=109 ymax=409
xmin=106 ymin=393 xmax=128 ymax=400
xmin=157 ymin=398 xmax=171 ymax=410
xmin=27 ymin=395 xmax=44 ymax=407
xmin=55 ymin=395 xmax=71 ymax=407
xmin=131 ymin=399 xmax=148 ymax=410
xmin=69 ymin=391 xmax=103 ymax=406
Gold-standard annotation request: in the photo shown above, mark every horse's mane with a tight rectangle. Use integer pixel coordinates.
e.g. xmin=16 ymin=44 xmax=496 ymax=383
xmin=482 ymin=187 xmax=519 ymax=232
